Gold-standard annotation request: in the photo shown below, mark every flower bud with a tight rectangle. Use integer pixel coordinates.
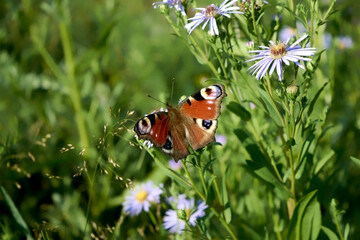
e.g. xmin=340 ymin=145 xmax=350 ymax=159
xmin=286 ymin=84 xmax=299 ymax=100
xmin=246 ymin=41 xmax=255 ymax=49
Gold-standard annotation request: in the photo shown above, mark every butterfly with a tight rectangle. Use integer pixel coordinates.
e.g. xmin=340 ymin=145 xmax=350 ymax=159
xmin=134 ymin=84 xmax=227 ymax=161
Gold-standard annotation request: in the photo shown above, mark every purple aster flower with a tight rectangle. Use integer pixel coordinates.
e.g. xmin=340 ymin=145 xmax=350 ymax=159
xmin=279 ymin=27 xmax=296 ymax=42
xmin=338 ymin=36 xmax=353 ymax=49
xmin=215 ymin=134 xmax=227 ymax=145
xmin=123 ymin=181 xmax=163 ymax=217
xmin=185 ymin=0 xmax=243 ymax=36
xmin=163 ymin=194 xmax=208 ymax=234
xmin=169 ymin=158 xmax=183 ymax=170
xmin=153 ymin=0 xmax=186 ymax=16
xmin=247 ymin=34 xmax=316 ymax=81
xmin=279 ymin=23 xmax=307 ymax=42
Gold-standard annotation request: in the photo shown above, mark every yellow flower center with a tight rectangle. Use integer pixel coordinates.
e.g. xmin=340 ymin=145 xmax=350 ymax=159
xmin=205 ymin=4 xmax=218 ymax=17
xmin=270 ymin=42 xmax=287 ymax=59
xmin=136 ymin=190 xmax=149 ymax=203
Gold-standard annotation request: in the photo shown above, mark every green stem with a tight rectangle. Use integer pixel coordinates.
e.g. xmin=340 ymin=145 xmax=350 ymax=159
xmin=250 ymin=1 xmax=261 ymax=44
xmin=182 ymin=161 xmax=238 ymax=240
xmin=196 ymin=156 xmax=208 ymax=196
xmin=148 ymin=210 xmax=158 ymax=226
xmin=334 ymin=212 xmax=345 ymax=240
xmin=263 ymin=78 xmax=285 ymax=127
xmin=212 ymin=177 xmax=227 ymax=221
xmin=289 ymin=148 xmax=296 ymax=203
xmin=211 ymin=43 xmax=229 ymax=80
xmin=59 ymin=21 xmax=89 ymax=150
xmin=182 ymin=161 xmax=206 ymax=201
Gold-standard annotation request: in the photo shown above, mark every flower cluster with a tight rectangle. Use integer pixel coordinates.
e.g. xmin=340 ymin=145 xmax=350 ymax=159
xmin=123 ymin=182 xmax=206 ymax=234
xmin=152 ymin=1 xmax=317 ymax=81
xmin=163 ymin=194 xmax=208 ymax=234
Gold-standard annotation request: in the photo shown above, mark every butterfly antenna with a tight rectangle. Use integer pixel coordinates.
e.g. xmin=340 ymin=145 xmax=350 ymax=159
xmin=147 ymin=94 xmax=167 ymax=106
xmin=170 ymin=78 xmax=175 ymax=103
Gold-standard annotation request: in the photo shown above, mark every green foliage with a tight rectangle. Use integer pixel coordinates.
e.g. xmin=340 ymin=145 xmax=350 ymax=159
xmin=1 ymin=0 xmax=360 ymax=239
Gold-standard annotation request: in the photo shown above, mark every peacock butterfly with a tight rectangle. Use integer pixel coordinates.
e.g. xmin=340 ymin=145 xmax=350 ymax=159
xmin=134 ymin=84 xmax=227 ymax=161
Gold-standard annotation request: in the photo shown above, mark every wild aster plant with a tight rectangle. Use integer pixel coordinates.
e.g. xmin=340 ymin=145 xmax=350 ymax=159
xmin=247 ymin=34 xmax=317 ymax=81
xmin=123 ymin=181 xmax=163 ymax=217
xmin=163 ymin=194 xmax=208 ymax=234
xmin=185 ymin=0 xmax=243 ymax=36
xmin=153 ymin=0 xmax=186 ymax=16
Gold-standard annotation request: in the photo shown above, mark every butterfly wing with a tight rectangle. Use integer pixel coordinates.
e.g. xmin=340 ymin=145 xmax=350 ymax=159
xmin=134 ymin=110 xmax=190 ymax=160
xmin=179 ymin=84 xmax=226 ymax=150
xmin=134 ymin=112 xmax=170 ymax=148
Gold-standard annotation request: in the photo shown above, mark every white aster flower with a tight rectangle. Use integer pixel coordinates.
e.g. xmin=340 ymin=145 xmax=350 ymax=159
xmin=153 ymin=0 xmax=186 ymax=16
xmin=185 ymin=0 xmax=243 ymax=36
xmin=123 ymin=181 xmax=163 ymax=217
xmin=247 ymin=34 xmax=316 ymax=81
xmin=163 ymin=194 xmax=208 ymax=234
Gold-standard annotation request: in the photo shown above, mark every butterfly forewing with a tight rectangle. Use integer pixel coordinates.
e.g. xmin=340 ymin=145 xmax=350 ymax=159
xmin=134 ymin=112 xmax=170 ymax=147
xmin=179 ymin=84 xmax=226 ymax=119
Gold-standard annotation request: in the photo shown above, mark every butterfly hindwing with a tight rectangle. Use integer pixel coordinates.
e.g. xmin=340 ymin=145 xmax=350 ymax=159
xmin=180 ymin=84 xmax=226 ymax=151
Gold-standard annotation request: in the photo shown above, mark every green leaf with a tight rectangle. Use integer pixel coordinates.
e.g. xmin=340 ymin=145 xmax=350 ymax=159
xmin=321 ymin=226 xmax=339 ymax=240
xmin=307 ymin=81 xmax=328 ymax=117
xmin=206 ymin=177 xmax=216 ymax=205
xmin=344 ymin=223 xmax=350 ymax=240
xmin=227 ymin=101 xmax=251 ymax=121
xmin=287 ymin=190 xmax=321 ymax=240
xmin=147 ymin=148 xmax=192 ymax=189
xmin=314 ymin=150 xmax=335 ymax=175
xmin=234 ymin=129 xmax=290 ymax=199
xmin=258 ymin=88 xmax=283 ymax=126
xmin=221 ymin=175 xmax=232 ymax=224
xmin=0 ymin=186 xmax=34 ymax=240
xmin=350 ymin=156 xmax=360 ymax=168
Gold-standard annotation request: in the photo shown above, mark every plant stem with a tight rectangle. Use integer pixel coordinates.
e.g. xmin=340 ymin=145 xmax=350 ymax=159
xmin=59 ymin=20 xmax=90 ymax=150
xmin=181 ymin=160 xmax=238 ymax=240
xmin=196 ymin=156 xmax=208 ymax=196
xmin=211 ymin=43 xmax=229 ymax=80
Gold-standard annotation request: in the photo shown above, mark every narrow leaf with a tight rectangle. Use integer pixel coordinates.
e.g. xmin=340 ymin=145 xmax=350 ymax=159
xmin=227 ymin=101 xmax=251 ymax=121
xmin=350 ymin=156 xmax=360 ymax=168
xmin=287 ymin=190 xmax=320 ymax=240
xmin=314 ymin=150 xmax=335 ymax=174
xmin=307 ymin=81 xmax=328 ymax=117
xmin=1 ymin=186 xmax=34 ymax=240
xmin=222 ymin=175 xmax=231 ymax=224
xmin=258 ymin=88 xmax=283 ymax=126
xmin=321 ymin=226 xmax=339 ymax=240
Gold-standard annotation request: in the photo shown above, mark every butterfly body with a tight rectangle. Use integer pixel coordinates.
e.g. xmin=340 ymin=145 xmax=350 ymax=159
xmin=134 ymin=84 xmax=226 ymax=161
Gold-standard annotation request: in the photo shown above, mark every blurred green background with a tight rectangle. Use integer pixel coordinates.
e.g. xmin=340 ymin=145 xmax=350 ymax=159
xmin=0 ymin=0 xmax=360 ymax=239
